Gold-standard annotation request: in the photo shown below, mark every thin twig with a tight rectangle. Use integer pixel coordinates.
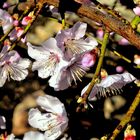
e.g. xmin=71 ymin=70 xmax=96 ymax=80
xmin=108 ymin=89 xmax=140 ymax=140
xmin=76 ymin=29 xmax=110 ymax=111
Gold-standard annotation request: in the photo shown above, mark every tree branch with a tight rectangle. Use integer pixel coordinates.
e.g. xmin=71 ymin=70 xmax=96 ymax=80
xmin=108 ymin=89 xmax=140 ymax=140
xmin=42 ymin=0 xmax=140 ymax=50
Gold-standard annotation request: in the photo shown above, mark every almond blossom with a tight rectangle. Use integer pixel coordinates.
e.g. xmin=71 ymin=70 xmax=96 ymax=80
xmin=55 ymin=22 xmax=98 ymax=60
xmin=28 ymin=95 xmax=68 ymax=140
xmin=0 ymin=8 xmax=13 ymax=34
xmin=0 ymin=49 xmax=31 ymax=87
xmin=81 ymin=72 xmax=136 ymax=100
xmin=49 ymin=52 xmax=95 ymax=91
xmin=27 ymin=38 xmax=68 ymax=79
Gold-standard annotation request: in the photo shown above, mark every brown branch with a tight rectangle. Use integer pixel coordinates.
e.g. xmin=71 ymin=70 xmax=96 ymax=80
xmin=108 ymin=89 xmax=140 ymax=140
xmin=42 ymin=0 xmax=140 ymax=50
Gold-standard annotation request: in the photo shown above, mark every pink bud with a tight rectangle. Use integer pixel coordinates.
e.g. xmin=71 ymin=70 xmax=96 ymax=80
xmin=133 ymin=7 xmax=140 ymax=16
xmin=21 ymin=16 xmax=32 ymax=25
xmin=13 ymin=20 xmax=19 ymax=26
xmin=116 ymin=66 xmax=124 ymax=73
xmin=118 ymin=38 xmax=129 ymax=45
xmin=96 ymin=28 xmax=104 ymax=39
xmin=16 ymin=27 xmax=24 ymax=37
xmin=82 ymin=52 xmax=96 ymax=67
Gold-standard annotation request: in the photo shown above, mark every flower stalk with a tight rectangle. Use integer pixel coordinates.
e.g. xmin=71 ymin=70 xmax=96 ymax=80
xmin=77 ymin=29 xmax=110 ymax=111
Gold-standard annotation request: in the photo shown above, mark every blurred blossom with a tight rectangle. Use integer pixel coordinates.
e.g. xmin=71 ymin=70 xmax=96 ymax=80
xmin=3 ymin=2 xmax=10 ymax=8
xmin=49 ymin=53 xmax=92 ymax=91
xmin=118 ymin=38 xmax=129 ymax=45
xmin=0 ymin=50 xmax=31 ymax=87
xmin=0 ymin=8 xmax=13 ymax=34
xmin=23 ymin=131 xmax=44 ymax=140
xmin=13 ymin=20 xmax=19 ymax=26
xmin=96 ymin=28 xmax=104 ymax=40
xmin=133 ymin=6 xmax=140 ymax=15
xmin=134 ymin=54 xmax=140 ymax=65
xmin=0 ymin=116 xmax=6 ymax=129
xmin=116 ymin=66 xmax=124 ymax=73
xmin=81 ymin=72 xmax=136 ymax=100
xmin=100 ymin=69 xmax=108 ymax=79
xmin=27 ymin=38 xmax=68 ymax=79
xmin=21 ymin=11 xmax=34 ymax=26
xmin=124 ymin=125 xmax=136 ymax=140
xmin=55 ymin=22 xmax=98 ymax=60
xmin=28 ymin=95 xmax=68 ymax=140
xmin=9 ymin=27 xmax=24 ymax=41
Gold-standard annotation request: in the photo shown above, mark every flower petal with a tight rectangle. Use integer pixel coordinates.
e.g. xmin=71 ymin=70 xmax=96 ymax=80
xmin=0 ymin=67 xmax=7 ymax=87
xmin=23 ymin=131 xmax=45 ymax=140
xmin=9 ymin=64 xmax=29 ymax=81
xmin=36 ymin=95 xmax=66 ymax=115
xmin=27 ymin=42 xmax=50 ymax=60
xmin=32 ymin=61 xmax=54 ymax=78
xmin=41 ymin=38 xmax=63 ymax=56
xmin=28 ymin=108 xmax=51 ymax=131
xmin=0 ymin=8 xmax=13 ymax=33
xmin=16 ymin=58 xmax=31 ymax=69
xmin=72 ymin=22 xmax=87 ymax=40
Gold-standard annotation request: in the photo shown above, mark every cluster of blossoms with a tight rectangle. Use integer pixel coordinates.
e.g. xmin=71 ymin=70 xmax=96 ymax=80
xmin=27 ymin=21 xmax=98 ymax=91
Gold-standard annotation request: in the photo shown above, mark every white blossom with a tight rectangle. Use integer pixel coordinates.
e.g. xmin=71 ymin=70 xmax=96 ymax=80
xmin=0 ymin=50 xmax=31 ymax=87
xmin=81 ymin=72 xmax=136 ymax=100
xmin=27 ymin=38 xmax=68 ymax=79
xmin=28 ymin=95 xmax=68 ymax=140
xmin=0 ymin=8 xmax=13 ymax=33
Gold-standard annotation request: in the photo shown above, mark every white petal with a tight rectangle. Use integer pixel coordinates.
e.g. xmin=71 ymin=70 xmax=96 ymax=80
xmin=41 ymin=38 xmax=63 ymax=56
xmin=72 ymin=22 xmax=87 ymax=40
xmin=27 ymin=42 xmax=50 ymax=60
xmin=122 ymin=72 xmax=136 ymax=82
xmin=49 ymin=59 xmax=72 ymax=91
xmin=28 ymin=108 xmax=51 ymax=131
xmin=32 ymin=61 xmax=54 ymax=79
xmin=9 ymin=64 xmax=28 ymax=81
xmin=0 ymin=67 xmax=7 ymax=87
xmin=49 ymin=70 xmax=72 ymax=91
xmin=23 ymin=131 xmax=45 ymax=140
xmin=16 ymin=58 xmax=31 ymax=69
xmin=36 ymin=95 xmax=66 ymax=115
